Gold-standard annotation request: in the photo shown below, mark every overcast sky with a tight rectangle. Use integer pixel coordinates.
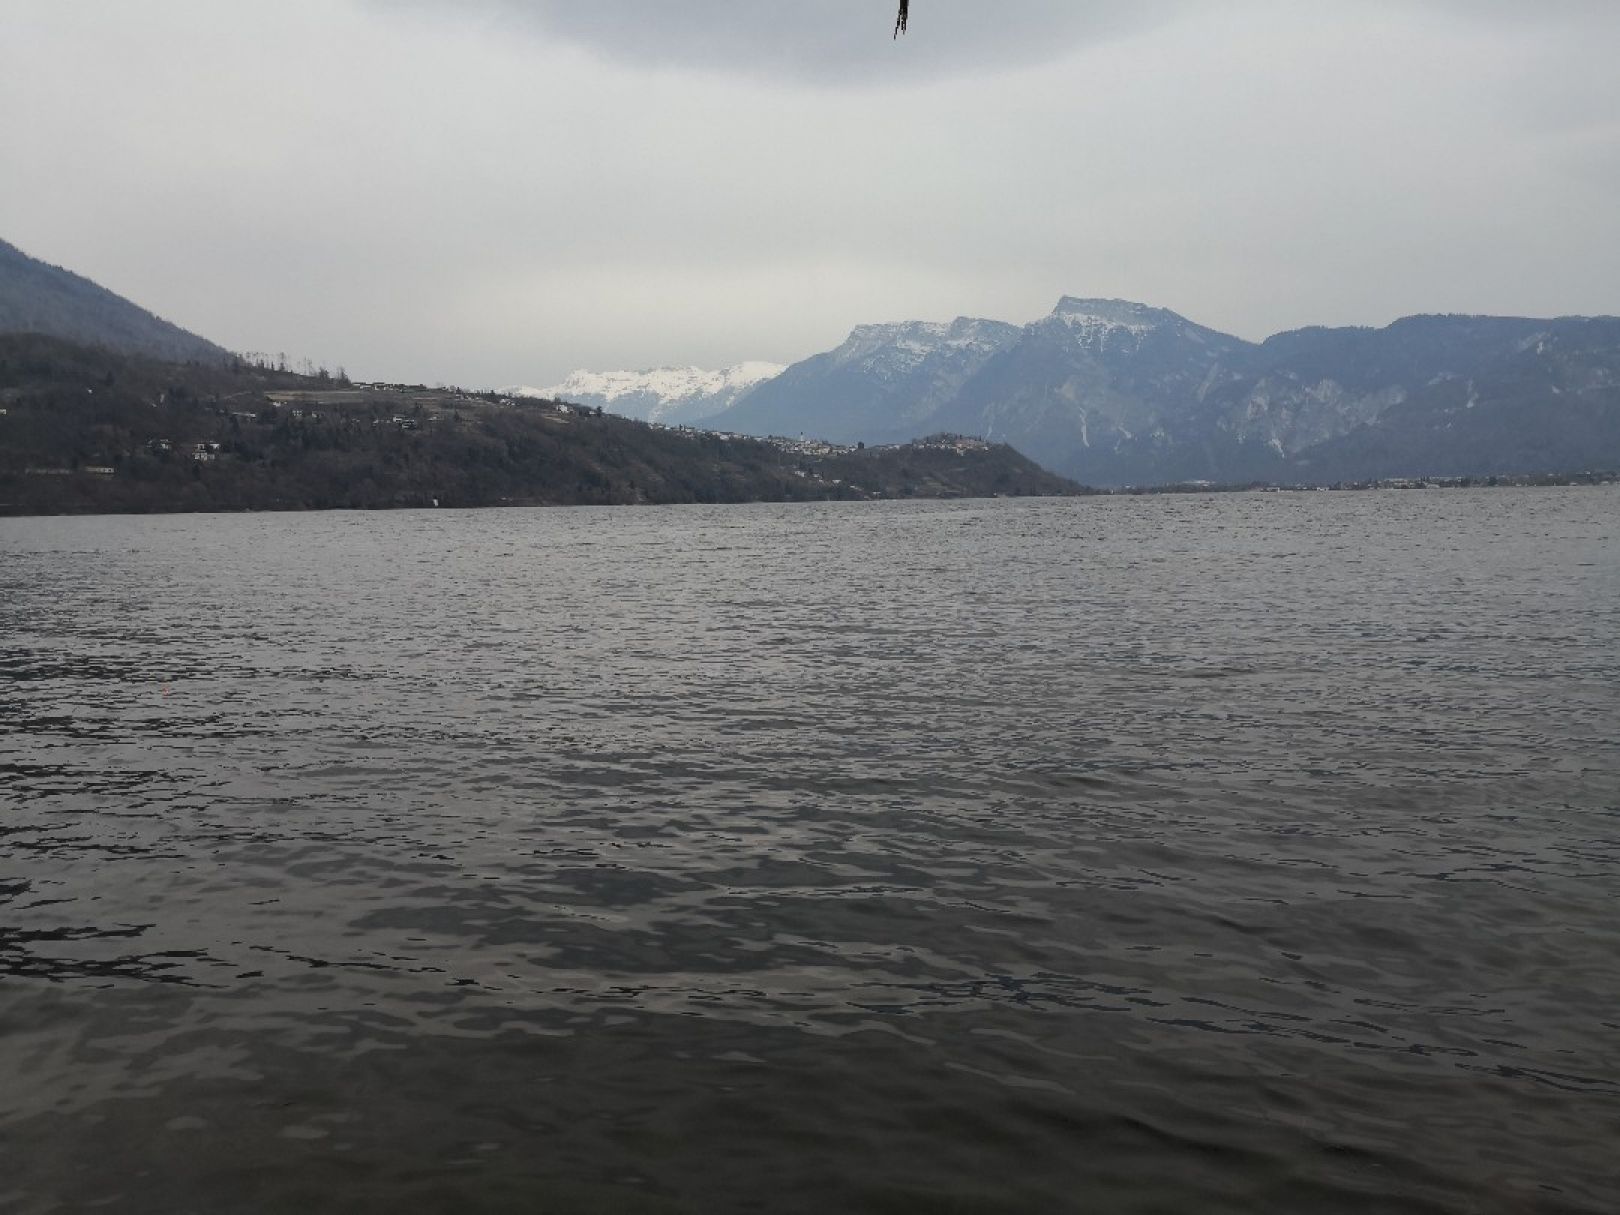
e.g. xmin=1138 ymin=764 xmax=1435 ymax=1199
xmin=4 ymin=1 xmax=1617 ymax=386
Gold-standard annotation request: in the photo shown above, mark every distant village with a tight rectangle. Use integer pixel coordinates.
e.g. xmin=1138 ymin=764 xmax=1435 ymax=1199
xmin=1 ymin=341 xmax=1079 ymax=514
xmin=15 ymin=372 xmax=999 ymax=480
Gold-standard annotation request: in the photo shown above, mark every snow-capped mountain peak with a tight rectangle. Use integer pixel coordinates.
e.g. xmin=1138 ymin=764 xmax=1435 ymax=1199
xmin=536 ymin=362 xmax=783 ymax=406
xmin=833 ymin=316 xmax=1021 ymax=372
xmin=511 ymin=362 xmax=785 ymax=425
xmin=1045 ymin=297 xmax=1179 ymax=338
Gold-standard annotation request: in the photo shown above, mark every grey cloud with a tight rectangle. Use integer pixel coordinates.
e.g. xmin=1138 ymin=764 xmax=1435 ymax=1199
xmin=1415 ymin=0 xmax=1620 ymax=24
xmin=6 ymin=0 xmax=1617 ymax=387
xmin=390 ymin=1 xmax=1620 ymax=87
xmin=395 ymin=0 xmax=1193 ymax=84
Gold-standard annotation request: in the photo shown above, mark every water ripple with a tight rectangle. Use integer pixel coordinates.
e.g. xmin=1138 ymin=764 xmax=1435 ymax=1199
xmin=1 ymin=490 xmax=1617 ymax=1213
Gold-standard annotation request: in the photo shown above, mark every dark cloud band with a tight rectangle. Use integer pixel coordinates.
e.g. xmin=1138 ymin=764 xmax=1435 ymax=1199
xmin=395 ymin=0 xmax=1193 ymax=85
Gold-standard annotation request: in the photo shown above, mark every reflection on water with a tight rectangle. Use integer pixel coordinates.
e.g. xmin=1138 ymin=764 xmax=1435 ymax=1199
xmin=2 ymin=489 xmax=1618 ymax=1213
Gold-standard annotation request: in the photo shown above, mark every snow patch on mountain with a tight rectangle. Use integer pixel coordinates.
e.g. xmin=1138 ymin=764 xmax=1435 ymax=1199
xmin=831 ymin=317 xmax=1021 ymax=379
xmin=1036 ymin=298 xmax=1198 ymax=353
xmin=1050 ymin=297 xmax=1165 ymax=334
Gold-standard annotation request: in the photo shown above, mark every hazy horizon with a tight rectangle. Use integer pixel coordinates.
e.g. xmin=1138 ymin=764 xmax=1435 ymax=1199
xmin=5 ymin=0 xmax=1618 ymax=386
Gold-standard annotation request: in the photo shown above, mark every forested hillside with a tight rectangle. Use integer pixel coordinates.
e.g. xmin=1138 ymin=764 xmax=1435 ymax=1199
xmin=0 ymin=336 xmax=1080 ymax=515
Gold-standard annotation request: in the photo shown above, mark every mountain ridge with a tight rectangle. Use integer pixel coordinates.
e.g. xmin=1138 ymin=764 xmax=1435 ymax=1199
xmin=672 ymin=297 xmax=1620 ymax=486
xmin=0 ymin=238 xmax=230 ymax=365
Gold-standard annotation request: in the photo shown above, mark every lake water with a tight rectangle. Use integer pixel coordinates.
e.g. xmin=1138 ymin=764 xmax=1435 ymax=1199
xmin=2 ymin=488 xmax=1617 ymax=1214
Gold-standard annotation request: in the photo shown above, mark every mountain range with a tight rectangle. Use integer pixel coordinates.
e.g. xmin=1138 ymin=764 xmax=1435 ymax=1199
xmin=4 ymin=232 xmax=1615 ymax=489
xmin=559 ymin=298 xmax=1620 ymax=487
xmin=516 ymin=362 xmax=784 ymax=426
